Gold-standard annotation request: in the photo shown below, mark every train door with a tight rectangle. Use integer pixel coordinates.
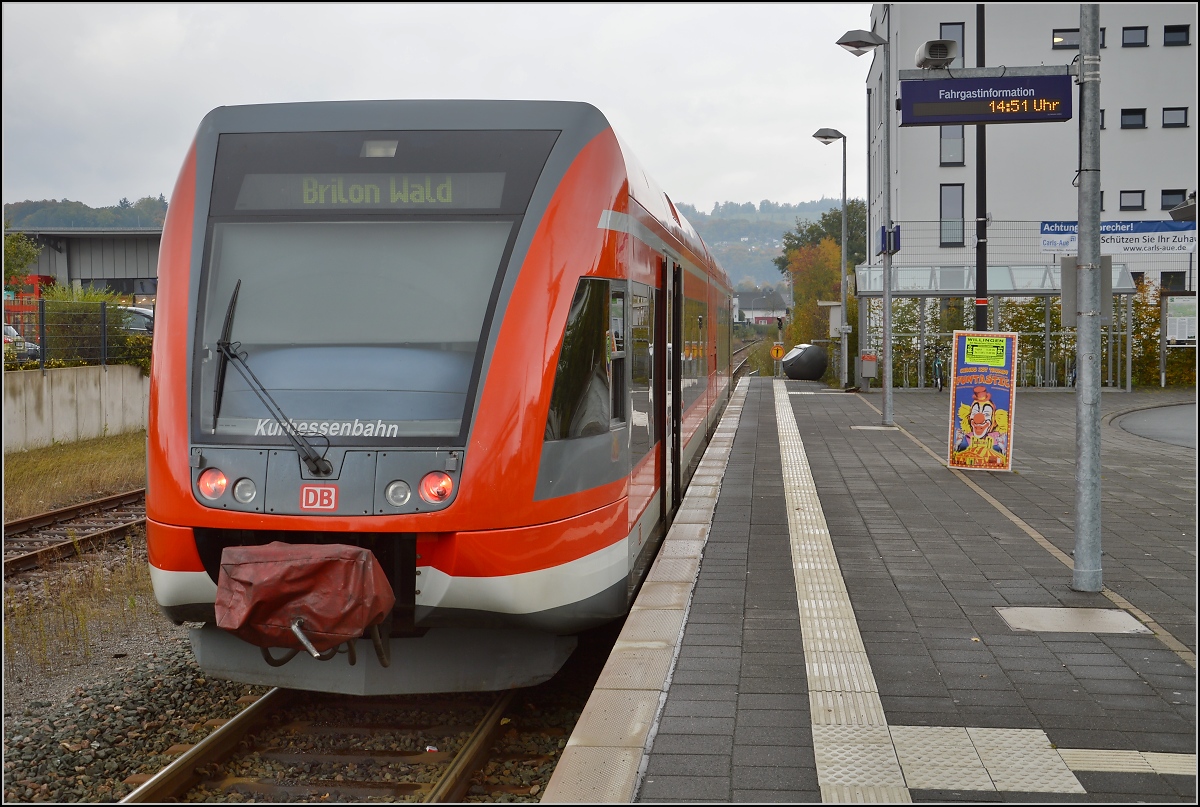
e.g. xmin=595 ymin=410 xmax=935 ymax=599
xmin=658 ymin=256 xmax=683 ymax=518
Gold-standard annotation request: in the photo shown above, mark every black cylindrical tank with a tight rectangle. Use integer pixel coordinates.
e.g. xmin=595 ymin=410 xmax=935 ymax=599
xmin=782 ymin=344 xmax=828 ymax=381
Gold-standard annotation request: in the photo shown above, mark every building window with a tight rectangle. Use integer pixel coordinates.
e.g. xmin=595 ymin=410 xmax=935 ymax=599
xmin=1053 ymin=28 xmax=1105 ymax=48
xmin=940 ymin=22 xmax=964 ymax=67
xmin=1162 ymin=189 xmax=1188 ymax=209
xmin=1123 ymin=27 xmax=1148 ymax=47
xmin=940 ymin=125 xmax=964 ymax=165
xmin=1119 ymin=191 xmax=1145 ymax=211
xmin=940 ymin=184 xmax=965 ymax=246
xmin=1163 ymin=107 xmax=1188 ymax=127
xmin=1164 ymin=25 xmax=1190 ymax=46
xmin=1121 ymin=109 xmax=1147 ymax=128
xmin=1100 ymin=191 xmax=1105 ymax=211
xmin=1100 ymin=109 xmax=1105 ymax=129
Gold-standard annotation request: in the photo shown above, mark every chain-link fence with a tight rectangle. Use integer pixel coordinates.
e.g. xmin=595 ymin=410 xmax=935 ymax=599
xmin=3 ymin=300 xmax=153 ymax=373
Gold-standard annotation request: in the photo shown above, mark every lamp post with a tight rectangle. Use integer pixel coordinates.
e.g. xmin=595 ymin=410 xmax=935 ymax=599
xmin=838 ymin=25 xmax=893 ymax=426
xmin=813 ymin=127 xmax=848 ymax=389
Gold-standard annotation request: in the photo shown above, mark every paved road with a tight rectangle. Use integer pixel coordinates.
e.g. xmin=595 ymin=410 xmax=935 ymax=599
xmin=1117 ymin=403 xmax=1197 ymax=449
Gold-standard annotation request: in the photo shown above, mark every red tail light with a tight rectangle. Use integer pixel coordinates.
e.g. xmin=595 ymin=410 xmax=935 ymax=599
xmin=198 ymin=468 xmax=228 ymax=500
xmin=419 ymin=471 xmax=453 ymax=503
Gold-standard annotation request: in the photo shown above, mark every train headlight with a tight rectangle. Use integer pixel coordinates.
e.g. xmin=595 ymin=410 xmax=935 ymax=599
xmin=385 ymin=480 xmax=411 ymax=506
xmin=233 ymin=478 xmax=257 ymax=504
xmin=419 ymin=471 xmax=454 ymax=504
xmin=198 ymin=468 xmax=228 ymax=500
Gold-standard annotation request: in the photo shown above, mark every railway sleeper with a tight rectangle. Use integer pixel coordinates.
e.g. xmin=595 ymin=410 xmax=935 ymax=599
xmin=200 ymin=776 xmax=429 ymax=799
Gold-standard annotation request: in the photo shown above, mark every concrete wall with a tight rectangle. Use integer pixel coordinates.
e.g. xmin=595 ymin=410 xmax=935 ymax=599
xmin=3 ymin=364 xmax=149 ymax=453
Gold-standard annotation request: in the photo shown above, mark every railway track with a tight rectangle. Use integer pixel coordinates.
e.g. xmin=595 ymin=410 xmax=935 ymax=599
xmin=732 ymin=337 xmax=761 ymax=379
xmin=3 ymin=488 xmax=146 ymax=577
xmin=121 ymin=688 xmax=530 ymax=802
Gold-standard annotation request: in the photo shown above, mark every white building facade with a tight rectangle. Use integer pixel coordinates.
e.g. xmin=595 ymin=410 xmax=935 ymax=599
xmin=861 ymin=3 xmax=1197 ymax=292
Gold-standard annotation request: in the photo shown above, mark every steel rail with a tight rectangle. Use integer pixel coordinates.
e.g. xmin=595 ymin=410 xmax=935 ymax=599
xmin=3 ymin=488 xmax=146 ymax=537
xmin=121 ymin=687 xmax=514 ymax=803
xmin=424 ymin=690 xmax=515 ymax=802
xmin=119 ymin=688 xmax=292 ymax=803
xmin=4 ymin=518 xmax=148 ymax=576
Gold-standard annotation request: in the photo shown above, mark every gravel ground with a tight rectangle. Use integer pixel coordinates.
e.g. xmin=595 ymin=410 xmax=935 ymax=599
xmin=3 ymin=622 xmax=269 ymax=803
xmin=3 ymin=541 xmax=271 ymax=804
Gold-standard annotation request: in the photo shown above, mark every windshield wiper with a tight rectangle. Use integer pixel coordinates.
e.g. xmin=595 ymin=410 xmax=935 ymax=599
xmin=211 ymin=281 xmax=333 ymax=476
xmin=211 ymin=280 xmax=241 ymax=433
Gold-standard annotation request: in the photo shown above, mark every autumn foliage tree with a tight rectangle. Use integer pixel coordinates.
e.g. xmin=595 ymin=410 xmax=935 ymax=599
xmin=783 ymin=237 xmax=858 ymax=383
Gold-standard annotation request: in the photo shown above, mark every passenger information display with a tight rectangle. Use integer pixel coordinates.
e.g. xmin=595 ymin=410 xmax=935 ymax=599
xmin=900 ymin=75 xmax=1072 ymax=126
xmin=235 ymin=172 xmax=506 ymax=211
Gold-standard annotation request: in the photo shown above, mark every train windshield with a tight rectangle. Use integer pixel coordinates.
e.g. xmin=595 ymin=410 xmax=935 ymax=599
xmin=194 ymin=129 xmax=558 ymax=445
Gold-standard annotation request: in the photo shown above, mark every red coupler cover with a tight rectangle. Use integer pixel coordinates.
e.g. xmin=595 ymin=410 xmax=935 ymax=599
xmin=215 ymin=542 xmax=395 ymax=653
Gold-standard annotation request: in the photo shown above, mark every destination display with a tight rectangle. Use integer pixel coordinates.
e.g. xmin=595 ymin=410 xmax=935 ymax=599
xmin=234 ymin=172 xmax=506 ymax=211
xmin=901 ymin=75 xmax=1073 ymax=126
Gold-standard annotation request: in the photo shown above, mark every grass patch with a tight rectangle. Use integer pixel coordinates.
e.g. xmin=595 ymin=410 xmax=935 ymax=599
xmin=3 ymin=430 xmax=147 ymax=521
xmin=4 ymin=431 xmax=165 ymax=681
xmin=3 ymin=530 xmax=168 ymax=679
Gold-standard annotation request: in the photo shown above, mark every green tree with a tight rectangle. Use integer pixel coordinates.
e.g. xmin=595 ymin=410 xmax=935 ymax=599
xmin=4 ymin=224 xmax=43 ymax=293
xmin=41 ymin=284 xmax=131 ymax=364
xmin=775 ymin=199 xmax=867 ymax=276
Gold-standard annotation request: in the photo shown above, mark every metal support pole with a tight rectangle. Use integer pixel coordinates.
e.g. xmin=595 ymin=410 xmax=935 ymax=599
xmin=1044 ymin=296 xmax=1051 ymax=386
xmin=1156 ymin=293 xmax=1166 ymax=386
xmin=881 ymin=24 xmax=894 ymax=425
xmin=1125 ymin=293 xmax=1132 ymax=391
xmin=38 ymin=298 xmax=47 ymax=374
xmin=918 ymin=299 xmax=926 ymax=388
xmin=1072 ymin=4 xmax=1103 ymax=592
xmin=1106 ymin=316 xmax=1113 ymax=386
xmin=840 ymin=135 xmax=849 ymax=389
xmin=859 ymin=293 xmax=869 ymax=389
xmin=974 ymin=4 xmax=989 ymax=331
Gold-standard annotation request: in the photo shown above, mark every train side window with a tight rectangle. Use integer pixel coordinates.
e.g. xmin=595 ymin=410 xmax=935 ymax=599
xmin=545 ymin=278 xmax=610 ymax=440
xmin=629 ymin=285 xmax=654 ymax=461
xmin=610 ymin=287 xmax=627 ymax=426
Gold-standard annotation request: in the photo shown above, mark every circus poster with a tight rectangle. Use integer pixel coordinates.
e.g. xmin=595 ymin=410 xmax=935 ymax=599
xmin=948 ymin=331 xmax=1018 ymax=472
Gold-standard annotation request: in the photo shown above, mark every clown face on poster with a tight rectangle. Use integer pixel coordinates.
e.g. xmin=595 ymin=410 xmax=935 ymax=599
xmin=948 ymin=331 xmax=1018 ymax=471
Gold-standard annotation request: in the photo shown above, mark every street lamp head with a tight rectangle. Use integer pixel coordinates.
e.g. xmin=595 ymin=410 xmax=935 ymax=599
xmin=813 ymin=128 xmax=845 ymax=145
xmin=837 ymin=29 xmax=887 ymax=56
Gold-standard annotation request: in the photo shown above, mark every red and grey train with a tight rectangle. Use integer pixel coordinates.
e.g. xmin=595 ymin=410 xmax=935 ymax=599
xmin=147 ymin=100 xmax=733 ymax=694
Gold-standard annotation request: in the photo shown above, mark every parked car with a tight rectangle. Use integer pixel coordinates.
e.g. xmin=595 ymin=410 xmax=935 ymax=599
xmin=120 ymin=306 xmax=154 ymax=334
xmin=4 ymin=323 xmax=40 ymax=361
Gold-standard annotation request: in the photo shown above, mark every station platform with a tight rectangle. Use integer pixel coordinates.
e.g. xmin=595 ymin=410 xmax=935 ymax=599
xmin=544 ymin=377 xmax=1196 ymax=803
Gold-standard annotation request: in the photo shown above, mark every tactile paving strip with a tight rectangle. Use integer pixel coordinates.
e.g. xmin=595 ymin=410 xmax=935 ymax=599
xmin=1060 ymin=748 xmax=1198 ymax=776
xmin=812 ymin=725 xmax=908 ymax=789
xmin=1057 ymin=748 xmax=1156 ymax=773
xmin=775 ymin=381 xmax=908 ymax=801
xmin=1141 ymin=752 xmax=1198 ymax=776
xmin=889 ymin=725 xmax=995 ymax=791
xmin=965 ymin=727 xmax=1085 ymax=793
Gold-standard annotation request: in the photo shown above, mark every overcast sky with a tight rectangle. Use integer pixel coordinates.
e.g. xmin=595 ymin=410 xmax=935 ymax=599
xmin=2 ymin=2 xmax=874 ymax=212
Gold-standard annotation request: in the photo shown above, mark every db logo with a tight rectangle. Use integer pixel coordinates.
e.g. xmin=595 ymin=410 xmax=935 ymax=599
xmin=300 ymin=485 xmax=338 ymax=511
